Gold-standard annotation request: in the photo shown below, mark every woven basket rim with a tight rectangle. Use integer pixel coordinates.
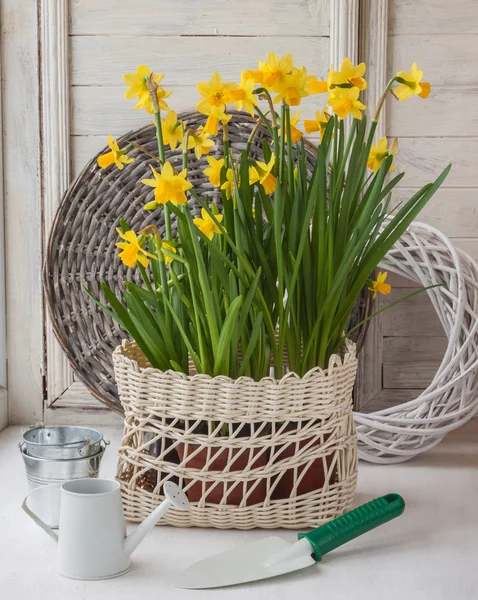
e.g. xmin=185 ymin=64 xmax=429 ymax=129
xmin=113 ymin=338 xmax=357 ymax=384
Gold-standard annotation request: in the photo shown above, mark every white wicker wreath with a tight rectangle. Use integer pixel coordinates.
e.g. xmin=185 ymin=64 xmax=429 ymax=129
xmin=355 ymin=220 xmax=478 ymax=464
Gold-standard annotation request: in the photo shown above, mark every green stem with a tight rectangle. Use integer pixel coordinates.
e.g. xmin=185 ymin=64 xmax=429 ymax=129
xmin=284 ymin=104 xmax=295 ymax=200
xmin=153 ymin=110 xmax=172 ymax=242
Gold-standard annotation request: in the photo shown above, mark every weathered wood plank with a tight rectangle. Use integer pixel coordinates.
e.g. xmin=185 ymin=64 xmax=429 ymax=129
xmin=391 ymin=189 xmax=478 ymax=237
xmin=361 ymin=389 xmax=425 ymax=413
xmin=382 ymin=288 xmax=444 ymax=337
xmin=389 ymin=0 xmax=478 ymax=34
xmin=71 ymin=36 xmax=329 ymax=86
xmin=383 ymin=336 xmax=447 ymax=363
xmin=2 ymin=0 xmax=43 ymax=423
xmin=391 ymin=138 xmax=478 ymax=189
xmin=386 ymin=87 xmax=478 ymax=137
xmin=388 ymin=34 xmax=478 ymax=86
xmin=71 ymin=85 xmax=321 ymax=136
xmin=452 ymin=238 xmax=478 ymax=262
xmin=69 ymin=0 xmax=330 ymax=36
xmin=386 ymin=273 xmax=420 ymax=289
xmin=383 ymin=361 xmax=439 ymax=389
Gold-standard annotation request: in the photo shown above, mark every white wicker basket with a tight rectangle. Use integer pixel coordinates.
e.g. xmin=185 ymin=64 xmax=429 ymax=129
xmin=114 ymin=340 xmax=358 ymax=529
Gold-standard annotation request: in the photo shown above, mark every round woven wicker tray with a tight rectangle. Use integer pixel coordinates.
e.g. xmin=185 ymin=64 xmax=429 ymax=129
xmin=44 ymin=110 xmax=370 ymax=414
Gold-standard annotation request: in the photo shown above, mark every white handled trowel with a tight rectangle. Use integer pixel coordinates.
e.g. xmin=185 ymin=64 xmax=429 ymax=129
xmin=175 ymin=493 xmax=405 ymax=589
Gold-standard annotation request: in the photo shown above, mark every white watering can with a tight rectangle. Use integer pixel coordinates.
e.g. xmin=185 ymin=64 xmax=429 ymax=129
xmin=22 ymin=478 xmax=189 ymax=580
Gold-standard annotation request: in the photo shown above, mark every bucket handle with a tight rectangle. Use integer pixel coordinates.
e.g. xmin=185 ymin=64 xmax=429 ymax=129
xmin=22 ymin=485 xmax=59 ymax=543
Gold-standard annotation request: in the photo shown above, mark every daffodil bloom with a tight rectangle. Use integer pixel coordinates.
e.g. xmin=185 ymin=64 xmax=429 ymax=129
xmin=122 ymin=65 xmax=171 ymax=113
xmin=330 ymin=59 xmax=367 ymax=90
xmin=161 ymin=110 xmax=182 ymax=150
xmin=204 ymin=113 xmax=232 ymax=136
xmin=115 ymin=228 xmax=156 ymax=269
xmin=307 ymin=74 xmax=330 ymax=95
xmin=328 ymin=87 xmax=366 ymax=120
xmin=250 ymin=155 xmax=276 ymax=195
xmin=394 ymin=63 xmax=431 ymax=102
xmin=161 ymin=241 xmax=177 ymax=264
xmin=279 ymin=110 xmax=303 ymax=142
xmin=273 ymin=66 xmax=309 ymax=106
xmin=141 ymin=162 xmax=192 ymax=207
xmin=233 ymin=71 xmax=258 ymax=117
xmin=203 ymin=156 xmax=225 ymax=187
xmin=221 ymin=168 xmax=235 ymax=200
xmin=304 ymin=108 xmax=332 ymax=141
xmin=97 ymin=135 xmax=134 ymax=170
xmin=193 ymin=208 xmax=224 ymax=240
xmin=246 ymin=52 xmax=294 ymax=90
xmin=367 ymin=137 xmax=398 ymax=173
xmin=368 ymin=271 xmax=391 ymax=299
xmin=197 ymin=72 xmax=242 ymax=121
xmin=183 ymin=127 xmax=215 ymax=160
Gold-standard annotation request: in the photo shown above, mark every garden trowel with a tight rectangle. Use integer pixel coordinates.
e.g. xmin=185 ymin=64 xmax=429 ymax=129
xmin=175 ymin=493 xmax=405 ymax=589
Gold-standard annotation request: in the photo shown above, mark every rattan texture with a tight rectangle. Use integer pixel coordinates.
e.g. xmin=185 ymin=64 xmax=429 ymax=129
xmin=114 ymin=339 xmax=358 ymax=529
xmin=356 ymin=220 xmax=478 ymax=463
xmin=44 ymin=110 xmax=368 ymax=414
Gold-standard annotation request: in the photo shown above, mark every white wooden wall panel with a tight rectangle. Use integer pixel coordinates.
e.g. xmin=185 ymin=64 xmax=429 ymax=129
xmin=1 ymin=0 xmax=43 ymax=424
xmin=43 ymin=0 xmax=340 ymax=418
xmin=389 ymin=1 xmax=478 ymax=34
xmin=71 ymin=36 xmax=329 ymax=86
xmin=379 ymin=0 xmax=478 ymax=399
xmin=388 ymin=35 xmax=478 ymax=86
xmin=387 ymin=88 xmax=478 ymax=137
xmin=69 ymin=0 xmax=331 ymax=36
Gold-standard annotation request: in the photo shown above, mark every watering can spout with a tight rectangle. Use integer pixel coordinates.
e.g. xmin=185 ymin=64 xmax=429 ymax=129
xmin=123 ymin=482 xmax=189 ymax=558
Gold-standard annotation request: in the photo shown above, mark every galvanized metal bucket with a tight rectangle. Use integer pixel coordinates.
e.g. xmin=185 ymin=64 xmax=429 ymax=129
xmin=20 ymin=434 xmax=107 ymax=528
xmin=22 ymin=425 xmax=104 ymax=459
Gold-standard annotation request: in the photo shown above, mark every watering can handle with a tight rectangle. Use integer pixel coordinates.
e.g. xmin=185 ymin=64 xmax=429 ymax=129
xmin=22 ymin=486 xmax=59 ymax=543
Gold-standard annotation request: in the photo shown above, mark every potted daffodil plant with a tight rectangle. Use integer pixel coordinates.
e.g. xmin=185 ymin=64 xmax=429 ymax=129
xmin=91 ymin=54 xmax=448 ymax=517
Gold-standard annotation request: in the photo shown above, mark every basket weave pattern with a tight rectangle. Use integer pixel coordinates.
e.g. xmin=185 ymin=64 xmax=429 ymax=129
xmin=114 ymin=340 xmax=358 ymax=529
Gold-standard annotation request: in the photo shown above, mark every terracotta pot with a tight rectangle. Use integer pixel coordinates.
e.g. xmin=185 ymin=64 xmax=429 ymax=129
xmin=271 ymin=426 xmax=337 ymax=499
xmin=177 ymin=443 xmax=267 ymax=505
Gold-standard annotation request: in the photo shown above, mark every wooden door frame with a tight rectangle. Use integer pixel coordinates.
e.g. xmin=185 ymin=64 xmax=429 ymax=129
xmin=354 ymin=0 xmax=388 ymax=411
xmin=1 ymin=0 xmax=43 ymax=425
xmin=6 ymin=0 xmax=388 ymax=425
xmin=0 ymin=31 xmax=7 ymax=429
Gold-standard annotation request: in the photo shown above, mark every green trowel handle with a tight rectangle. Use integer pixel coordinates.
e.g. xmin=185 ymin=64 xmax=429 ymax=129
xmin=298 ymin=493 xmax=405 ymax=561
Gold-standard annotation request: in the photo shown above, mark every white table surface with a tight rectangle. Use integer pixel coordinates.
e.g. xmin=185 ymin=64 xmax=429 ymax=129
xmin=1 ymin=420 xmax=477 ymax=600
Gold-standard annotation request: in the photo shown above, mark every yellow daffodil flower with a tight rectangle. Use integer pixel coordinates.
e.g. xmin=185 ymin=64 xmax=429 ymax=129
xmin=328 ymin=87 xmax=366 ymax=120
xmin=97 ymin=135 xmax=134 ymax=170
xmin=122 ymin=65 xmax=171 ymax=113
xmin=304 ymin=108 xmax=332 ymax=141
xmin=221 ymin=168 xmax=235 ymax=200
xmin=307 ymin=74 xmax=330 ymax=95
xmin=197 ymin=72 xmax=241 ymax=118
xmin=115 ymin=228 xmax=156 ymax=269
xmin=161 ymin=241 xmax=177 ymax=264
xmin=196 ymin=72 xmax=241 ymax=135
xmin=193 ymin=208 xmax=224 ymax=240
xmin=367 ymin=137 xmax=398 ymax=173
xmin=273 ymin=66 xmax=309 ymax=106
xmin=330 ymin=59 xmax=367 ymax=90
xmin=161 ymin=110 xmax=182 ymax=150
xmin=234 ymin=71 xmax=258 ymax=117
xmin=141 ymin=162 xmax=192 ymax=207
xmin=246 ymin=52 xmax=294 ymax=90
xmin=250 ymin=155 xmax=276 ymax=194
xmin=368 ymin=271 xmax=391 ymax=299
xmin=394 ymin=63 xmax=431 ymax=102
xmin=184 ymin=127 xmax=215 ymax=160
xmin=279 ymin=110 xmax=303 ymax=142
xmin=203 ymin=113 xmax=232 ymax=136
xmin=203 ymin=156 xmax=225 ymax=187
